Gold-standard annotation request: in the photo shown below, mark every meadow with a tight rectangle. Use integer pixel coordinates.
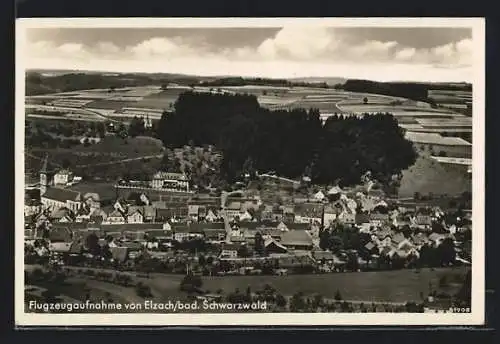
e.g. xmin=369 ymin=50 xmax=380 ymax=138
xmin=142 ymin=267 xmax=468 ymax=303
xmin=398 ymin=155 xmax=471 ymax=198
xmin=25 ymin=136 xmax=165 ymax=181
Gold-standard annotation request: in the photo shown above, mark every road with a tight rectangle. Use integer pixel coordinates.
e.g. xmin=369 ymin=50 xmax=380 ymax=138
xmin=75 ymin=153 xmax=164 ymax=168
xmin=26 ymin=104 xmax=120 ymax=123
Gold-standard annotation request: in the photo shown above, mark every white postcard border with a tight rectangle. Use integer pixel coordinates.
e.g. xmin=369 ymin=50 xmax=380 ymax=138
xmin=15 ymin=17 xmax=486 ymax=327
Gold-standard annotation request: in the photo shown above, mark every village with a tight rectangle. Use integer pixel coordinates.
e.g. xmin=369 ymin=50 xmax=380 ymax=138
xmin=24 ymin=152 xmax=472 ymax=282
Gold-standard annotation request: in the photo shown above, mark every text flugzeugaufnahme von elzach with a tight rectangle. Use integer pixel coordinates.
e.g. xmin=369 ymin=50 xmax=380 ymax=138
xmin=28 ymin=300 xmax=268 ymax=312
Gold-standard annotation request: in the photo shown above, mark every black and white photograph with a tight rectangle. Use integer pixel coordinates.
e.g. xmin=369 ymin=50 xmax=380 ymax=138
xmin=15 ymin=18 xmax=485 ymax=326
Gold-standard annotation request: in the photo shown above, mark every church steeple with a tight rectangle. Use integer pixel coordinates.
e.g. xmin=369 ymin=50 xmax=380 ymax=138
xmin=40 ymin=153 xmax=49 ymax=196
xmin=40 ymin=153 xmax=48 ymax=173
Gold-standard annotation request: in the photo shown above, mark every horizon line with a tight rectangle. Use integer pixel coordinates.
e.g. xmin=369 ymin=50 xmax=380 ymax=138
xmin=25 ymin=68 xmax=472 ymax=85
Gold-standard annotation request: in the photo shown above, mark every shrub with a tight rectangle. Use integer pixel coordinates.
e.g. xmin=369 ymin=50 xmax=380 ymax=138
xmin=180 ymin=273 xmax=203 ymax=293
xmin=136 ymin=283 xmax=153 ymax=298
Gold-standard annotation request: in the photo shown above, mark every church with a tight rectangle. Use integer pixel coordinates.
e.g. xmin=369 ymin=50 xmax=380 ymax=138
xmin=37 ymin=155 xmax=89 ymax=213
xmin=39 ymin=154 xmax=81 ymax=195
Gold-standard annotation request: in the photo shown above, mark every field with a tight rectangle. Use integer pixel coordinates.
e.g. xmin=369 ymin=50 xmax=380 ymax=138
xmin=25 ymin=136 xmax=165 ymax=179
xmin=140 ymin=267 xmax=468 ymax=303
xmin=398 ymin=155 xmax=471 ymax=198
xmin=65 ymin=182 xmax=118 ymax=202
xmin=27 ymin=85 xmax=422 ymax=119
xmin=427 ymin=90 xmax=472 ymax=116
xmin=28 ymin=266 xmax=467 ymax=308
xmin=24 ymin=83 xmax=473 ymax=197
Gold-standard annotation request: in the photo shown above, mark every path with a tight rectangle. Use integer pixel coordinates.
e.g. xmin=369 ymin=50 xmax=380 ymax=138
xmin=26 ymin=104 xmax=120 ymax=123
xmin=75 ymin=153 xmax=163 ymax=168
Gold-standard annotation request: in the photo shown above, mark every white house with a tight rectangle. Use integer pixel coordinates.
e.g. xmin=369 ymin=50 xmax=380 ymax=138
xmin=151 ymin=171 xmax=189 ymax=191
xmin=239 ymin=210 xmax=253 ymax=222
xmin=105 ymin=209 xmax=126 ymax=224
xmin=127 ymin=209 xmax=144 ymax=224
xmin=205 ymin=209 xmax=218 ymax=222
xmin=53 ymin=169 xmax=74 ymax=186
xmin=313 ymin=191 xmax=325 ymax=202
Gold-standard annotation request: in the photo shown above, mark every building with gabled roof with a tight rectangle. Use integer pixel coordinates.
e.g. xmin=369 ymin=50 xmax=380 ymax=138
xmin=280 ymin=230 xmax=313 ymax=250
xmin=41 ymin=187 xmax=82 ymax=213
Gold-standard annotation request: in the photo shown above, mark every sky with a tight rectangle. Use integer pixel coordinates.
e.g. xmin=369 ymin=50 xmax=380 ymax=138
xmin=23 ymin=26 xmax=474 ymax=82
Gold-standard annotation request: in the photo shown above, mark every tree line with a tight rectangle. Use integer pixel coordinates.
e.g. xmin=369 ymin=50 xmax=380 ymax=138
xmin=199 ymin=76 xmax=330 ymax=88
xmin=156 ymin=92 xmax=417 ymax=187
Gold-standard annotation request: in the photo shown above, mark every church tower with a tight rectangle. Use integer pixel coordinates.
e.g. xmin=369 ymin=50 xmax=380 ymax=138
xmin=39 ymin=153 xmax=49 ymax=196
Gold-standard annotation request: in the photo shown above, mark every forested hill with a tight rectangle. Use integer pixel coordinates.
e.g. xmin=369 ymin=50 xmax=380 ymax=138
xmin=342 ymin=79 xmax=472 ymax=102
xmin=157 ymin=92 xmax=417 ymax=187
xmin=25 ymin=72 xmax=203 ymax=95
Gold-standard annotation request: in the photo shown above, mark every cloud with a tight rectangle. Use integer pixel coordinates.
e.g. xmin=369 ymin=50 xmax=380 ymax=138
xmin=23 ymin=29 xmax=475 ymax=82
xmin=127 ymin=37 xmax=197 ymax=59
xmin=345 ymin=40 xmax=398 ymax=61
xmin=256 ymin=27 xmax=339 ymax=60
xmin=96 ymin=42 xmax=121 ymax=55
xmin=395 ymin=47 xmax=417 ymax=61
xmin=57 ymin=43 xmax=85 ymax=55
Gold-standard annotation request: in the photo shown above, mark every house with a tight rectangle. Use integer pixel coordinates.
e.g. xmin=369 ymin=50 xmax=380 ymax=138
xmin=312 ymin=250 xmax=335 ymax=263
xmin=242 ymin=199 xmax=262 ymax=212
xmin=323 ymin=205 xmax=338 ymax=227
xmin=89 ymin=208 xmax=108 ymax=224
xmin=127 ymin=207 xmax=144 ymax=224
xmin=105 ymin=209 xmax=126 ymax=224
xmin=82 ymin=193 xmax=100 ymax=210
xmin=225 ymin=202 xmax=242 ymax=221
xmin=355 ymin=213 xmax=370 ymax=226
xmin=293 ymin=203 xmax=323 ymax=223
xmin=327 ymin=186 xmax=342 ymax=201
xmin=25 ymin=198 xmax=42 ymax=217
xmin=51 ymin=207 xmax=74 ymax=223
xmin=139 ymin=193 xmax=151 ymax=206
xmin=113 ymin=199 xmax=128 ymax=214
xmin=282 ymin=210 xmax=295 ymax=223
xmin=142 ymin=206 xmax=156 ymax=223
xmin=219 ymin=243 xmax=239 ymax=259
xmin=393 ymin=215 xmax=412 ymax=228
xmin=239 ymin=210 xmax=253 ymax=222
xmin=338 ymin=211 xmax=356 ymax=225
xmin=203 ymin=223 xmax=227 ymax=241
xmin=260 ymin=205 xmax=274 ymax=221
xmin=53 ymin=169 xmax=74 ymax=186
xmin=75 ymin=206 xmax=91 ymax=223
xmin=264 ymin=237 xmax=288 ymax=254
xmin=364 ymin=242 xmax=378 ymax=255
xmin=414 ymin=214 xmax=433 ymax=229
xmin=41 ymin=188 xmax=82 ymax=213
xmin=150 ymin=171 xmax=189 ymax=191
xmin=280 ymin=230 xmax=313 ymax=251
xmin=188 ymin=205 xmax=200 ymax=221
xmin=205 ymin=209 xmax=219 ymax=222
xmin=369 ymin=212 xmax=389 ymax=226
xmin=276 ymin=221 xmax=290 ymax=232
xmin=428 ymin=233 xmax=447 ymax=247
xmin=376 ymin=232 xmax=393 ymax=248
xmin=172 ymin=224 xmax=204 ymax=242
xmin=313 ymin=190 xmax=326 ymax=202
